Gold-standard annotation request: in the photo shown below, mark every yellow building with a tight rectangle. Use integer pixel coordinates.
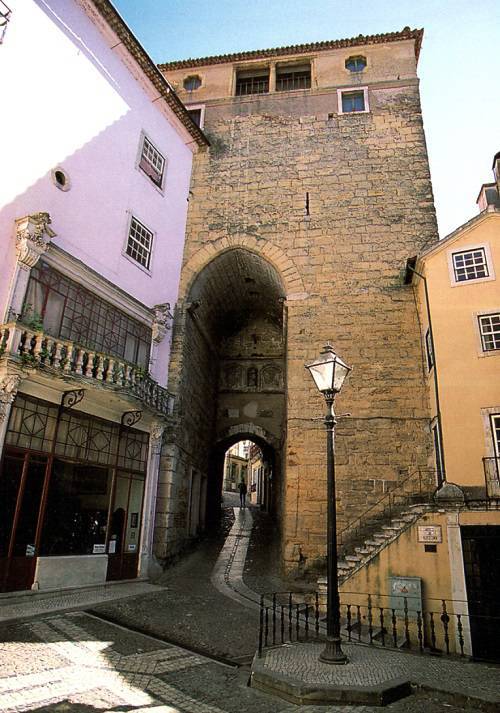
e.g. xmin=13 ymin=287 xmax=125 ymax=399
xmin=331 ymin=154 xmax=500 ymax=663
xmin=411 ymin=152 xmax=500 ymax=498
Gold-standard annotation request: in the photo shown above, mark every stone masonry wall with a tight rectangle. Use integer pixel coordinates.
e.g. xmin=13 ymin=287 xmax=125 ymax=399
xmin=161 ymin=70 xmax=438 ymax=572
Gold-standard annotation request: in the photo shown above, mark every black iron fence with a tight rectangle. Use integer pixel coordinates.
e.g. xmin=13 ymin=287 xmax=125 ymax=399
xmin=483 ymin=457 xmax=500 ymax=498
xmin=258 ymin=590 xmax=499 ymax=660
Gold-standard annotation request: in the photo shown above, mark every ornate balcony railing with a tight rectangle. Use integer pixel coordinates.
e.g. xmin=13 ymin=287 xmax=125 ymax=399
xmin=0 ymin=322 xmax=173 ymax=416
xmin=483 ymin=457 xmax=500 ymax=498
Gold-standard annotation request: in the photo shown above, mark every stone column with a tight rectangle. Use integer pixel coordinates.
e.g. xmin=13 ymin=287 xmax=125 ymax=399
xmin=268 ymin=61 xmax=276 ymax=93
xmin=3 ymin=213 xmax=55 ymax=322
xmin=0 ymin=373 xmax=22 ymax=455
xmin=446 ymin=511 xmax=472 ymax=656
xmin=139 ymin=421 xmax=164 ymax=579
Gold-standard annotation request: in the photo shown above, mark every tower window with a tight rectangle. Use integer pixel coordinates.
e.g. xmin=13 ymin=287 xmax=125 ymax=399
xmin=338 ymin=87 xmax=369 ymax=114
xmin=184 ymin=75 xmax=202 ymax=91
xmin=235 ymin=68 xmax=269 ymax=96
xmin=276 ymin=63 xmax=311 ymax=91
xmin=345 ymin=56 xmax=367 ymax=72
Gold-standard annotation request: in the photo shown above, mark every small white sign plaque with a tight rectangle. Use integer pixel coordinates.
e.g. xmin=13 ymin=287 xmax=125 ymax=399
xmin=417 ymin=525 xmax=442 ymax=544
xmin=93 ymin=544 xmax=106 ymax=554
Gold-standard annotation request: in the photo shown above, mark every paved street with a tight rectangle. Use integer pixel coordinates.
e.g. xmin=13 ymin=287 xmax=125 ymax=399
xmin=0 ymin=496 xmax=498 ymax=712
xmin=0 ymin=610 xmax=492 ymax=713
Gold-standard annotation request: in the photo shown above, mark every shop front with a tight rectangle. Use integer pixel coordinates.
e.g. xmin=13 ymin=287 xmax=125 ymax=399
xmin=0 ymin=392 xmax=149 ymax=592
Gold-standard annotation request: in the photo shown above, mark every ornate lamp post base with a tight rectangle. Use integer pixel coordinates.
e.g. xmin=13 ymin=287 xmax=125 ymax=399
xmin=319 ymin=637 xmax=349 ymax=665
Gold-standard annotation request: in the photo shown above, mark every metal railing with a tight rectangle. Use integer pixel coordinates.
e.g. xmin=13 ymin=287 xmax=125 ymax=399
xmin=483 ymin=457 xmax=500 ymax=498
xmin=338 ymin=468 xmax=436 ymax=555
xmin=258 ymin=590 xmax=497 ymax=660
xmin=0 ymin=322 xmax=174 ymax=416
xmin=235 ymin=78 xmax=269 ymax=96
xmin=276 ymin=74 xmax=311 ymax=91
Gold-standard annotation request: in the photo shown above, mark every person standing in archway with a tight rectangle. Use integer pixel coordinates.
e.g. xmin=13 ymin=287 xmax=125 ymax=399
xmin=238 ymin=479 xmax=247 ymax=509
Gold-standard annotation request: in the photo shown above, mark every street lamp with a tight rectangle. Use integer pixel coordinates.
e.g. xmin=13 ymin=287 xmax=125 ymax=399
xmin=305 ymin=343 xmax=351 ymax=664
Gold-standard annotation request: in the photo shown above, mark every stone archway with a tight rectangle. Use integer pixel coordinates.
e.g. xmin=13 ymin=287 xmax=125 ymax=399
xmin=157 ymin=246 xmax=290 ymax=561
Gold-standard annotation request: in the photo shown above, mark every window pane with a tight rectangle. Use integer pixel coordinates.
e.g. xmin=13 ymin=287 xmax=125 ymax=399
xmin=13 ymin=457 xmax=47 ymax=557
xmin=40 ymin=460 xmax=111 ymax=556
xmin=124 ymin=475 xmax=145 ymax=553
xmin=0 ymin=455 xmax=24 ymax=556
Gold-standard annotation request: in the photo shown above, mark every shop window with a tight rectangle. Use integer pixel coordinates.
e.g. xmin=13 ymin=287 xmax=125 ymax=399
xmin=22 ymin=262 xmax=151 ymax=367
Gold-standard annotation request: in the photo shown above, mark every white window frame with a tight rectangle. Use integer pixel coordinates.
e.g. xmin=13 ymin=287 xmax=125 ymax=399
xmin=136 ymin=131 xmax=167 ymax=193
xmin=337 ymin=86 xmax=369 ymax=115
xmin=447 ymin=242 xmax=495 ymax=287
xmin=477 ymin=311 xmax=500 ymax=353
xmin=491 ymin=414 xmax=500 ymax=458
xmin=123 ymin=213 xmax=155 ymax=275
xmin=185 ymin=103 xmax=206 ymax=130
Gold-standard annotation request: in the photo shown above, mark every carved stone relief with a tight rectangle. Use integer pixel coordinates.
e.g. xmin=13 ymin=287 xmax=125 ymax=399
xmin=152 ymin=303 xmax=172 ymax=344
xmin=15 ymin=213 xmax=56 ymax=270
xmin=0 ymin=374 xmax=22 ymax=423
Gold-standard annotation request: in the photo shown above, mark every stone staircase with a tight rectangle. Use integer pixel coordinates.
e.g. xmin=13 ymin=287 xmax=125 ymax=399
xmin=337 ymin=502 xmax=431 ymax=582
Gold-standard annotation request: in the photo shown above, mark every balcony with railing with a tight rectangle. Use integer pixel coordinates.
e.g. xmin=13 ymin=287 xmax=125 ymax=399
xmin=0 ymin=322 xmax=174 ymax=417
xmin=483 ymin=457 xmax=500 ymax=498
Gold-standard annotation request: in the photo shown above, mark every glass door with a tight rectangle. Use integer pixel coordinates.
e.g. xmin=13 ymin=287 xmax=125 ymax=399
xmin=106 ymin=470 xmax=145 ymax=581
xmin=0 ymin=450 xmax=48 ymax=592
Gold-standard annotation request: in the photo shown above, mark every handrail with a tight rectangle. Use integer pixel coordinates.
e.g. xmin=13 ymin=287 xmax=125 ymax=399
xmin=338 ymin=468 xmax=436 ymax=550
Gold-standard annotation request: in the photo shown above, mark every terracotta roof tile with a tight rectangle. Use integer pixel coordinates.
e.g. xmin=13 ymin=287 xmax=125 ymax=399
xmin=159 ymin=27 xmax=423 ymax=71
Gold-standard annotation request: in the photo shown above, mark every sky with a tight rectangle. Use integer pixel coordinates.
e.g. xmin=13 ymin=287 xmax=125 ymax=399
xmin=113 ymin=0 xmax=500 ymax=238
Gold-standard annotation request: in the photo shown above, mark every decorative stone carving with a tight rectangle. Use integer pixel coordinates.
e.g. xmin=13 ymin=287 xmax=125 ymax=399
xmin=261 ymin=364 xmax=283 ymax=390
xmin=0 ymin=374 xmax=22 ymax=423
xmin=150 ymin=421 xmax=164 ymax=455
xmin=152 ymin=303 xmax=172 ymax=343
xmin=246 ymin=367 xmax=258 ymax=388
xmin=15 ymin=213 xmax=56 ymax=270
xmin=223 ymin=364 xmax=242 ymax=389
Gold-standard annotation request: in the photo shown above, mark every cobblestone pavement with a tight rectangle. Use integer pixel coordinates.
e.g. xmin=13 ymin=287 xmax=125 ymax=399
xmin=0 ymin=495 xmax=498 ymax=711
xmin=0 ymin=610 xmax=491 ymax=713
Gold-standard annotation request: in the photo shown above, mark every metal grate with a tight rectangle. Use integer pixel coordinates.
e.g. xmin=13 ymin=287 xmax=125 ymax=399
xmin=127 ymin=216 xmax=153 ymax=270
xmin=23 ymin=263 xmax=151 ymax=366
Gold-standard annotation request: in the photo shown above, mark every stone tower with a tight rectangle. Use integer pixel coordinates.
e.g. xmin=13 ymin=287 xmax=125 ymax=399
xmin=156 ymin=28 xmax=438 ymax=573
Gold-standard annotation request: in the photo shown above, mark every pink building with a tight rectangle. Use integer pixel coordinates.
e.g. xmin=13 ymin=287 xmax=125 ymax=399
xmin=0 ymin=0 xmax=207 ymax=592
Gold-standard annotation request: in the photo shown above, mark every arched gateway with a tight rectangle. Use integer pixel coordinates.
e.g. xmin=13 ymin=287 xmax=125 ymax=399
xmin=156 ymin=30 xmax=438 ymax=573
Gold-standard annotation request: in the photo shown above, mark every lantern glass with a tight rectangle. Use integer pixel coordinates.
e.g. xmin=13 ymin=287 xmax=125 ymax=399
xmin=305 ymin=345 xmax=351 ymax=394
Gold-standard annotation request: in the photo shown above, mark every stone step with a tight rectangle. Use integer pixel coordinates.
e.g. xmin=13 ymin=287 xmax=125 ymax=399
xmin=381 ymin=524 xmax=400 ymax=533
xmin=355 ymin=545 xmax=375 ymax=555
xmin=345 ymin=554 xmax=362 ymax=563
xmin=389 ymin=519 xmax=406 ymax=528
xmin=338 ymin=559 xmax=357 ymax=570
xmin=365 ymin=539 xmax=381 ymax=547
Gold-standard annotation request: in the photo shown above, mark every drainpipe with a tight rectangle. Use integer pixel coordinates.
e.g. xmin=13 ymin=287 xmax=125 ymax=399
xmin=405 ymin=259 xmax=446 ymax=486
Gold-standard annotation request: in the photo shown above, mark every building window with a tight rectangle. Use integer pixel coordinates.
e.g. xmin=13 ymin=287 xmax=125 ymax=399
xmin=126 ymin=216 xmax=153 ymax=271
xmin=186 ymin=105 xmax=205 ymax=129
xmin=341 ymin=90 xmax=365 ymax=113
xmin=432 ymin=422 xmax=444 ymax=483
xmin=22 ymin=263 xmax=151 ymax=366
xmin=183 ymin=75 xmax=201 ymax=91
xmin=276 ymin=63 xmax=311 ymax=91
xmin=139 ymin=136 xmax=165 ymax=189
xmin=425 ymin=328 xmax=434 ymax=370
xmin=478 ymin=313 xmax=500 ymax=351
xmin=452 ymin=248 xmax=489 ymax=282
xmin=345 ymin=56 xmax=366 ymax=72
xmin=491 ymin=414 xmax=500 ymax=457
xmin=235 ymin=68 xmax=269 ymax=96
xmin=338 ymin=87 xmax=369 ymax=114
